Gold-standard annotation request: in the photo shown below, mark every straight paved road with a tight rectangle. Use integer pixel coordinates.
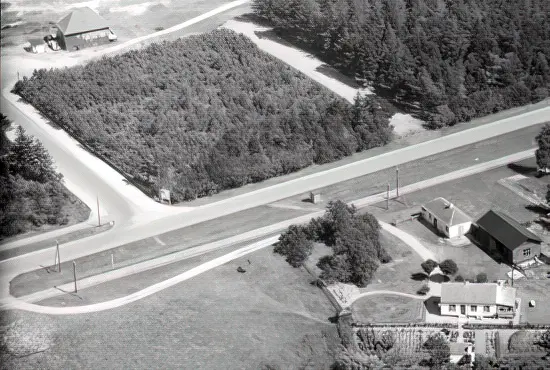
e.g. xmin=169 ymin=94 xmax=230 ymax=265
xmin=0 ymin=109 xmax=548 ymax=299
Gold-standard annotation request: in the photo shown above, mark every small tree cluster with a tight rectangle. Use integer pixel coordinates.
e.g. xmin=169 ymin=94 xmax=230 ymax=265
xmin=439 ymin=259 xmax=459 ymax=276
xmin=273 ymin=225 xmax=313 ymax=267
xmin=421 ymin=259 xmax=438 ymax=275
xmin=423 ymin=334 xmax=451 ymax=369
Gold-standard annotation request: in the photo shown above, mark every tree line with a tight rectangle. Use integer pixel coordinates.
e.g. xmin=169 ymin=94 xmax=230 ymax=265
xmin=13 ymin=30 xmax=393 ymax=202
xmin=274 ymin=201 xmax=390 ymax=287
xmin=252 ymin=0 xmax=550 ymax=128
xmin=0 ymin=114 xmax=88 ymax=238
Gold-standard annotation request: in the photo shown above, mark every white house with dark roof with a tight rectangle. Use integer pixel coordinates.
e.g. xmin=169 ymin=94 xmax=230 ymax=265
xmin=421 ymin=197 xmax=472 ymax=238
xmin=440 ymin=282 xmax=517 ymax=319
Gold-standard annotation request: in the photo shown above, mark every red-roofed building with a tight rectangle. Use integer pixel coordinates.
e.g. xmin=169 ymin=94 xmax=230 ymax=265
xmin=56 ymin=7 xmax=116 ymax=51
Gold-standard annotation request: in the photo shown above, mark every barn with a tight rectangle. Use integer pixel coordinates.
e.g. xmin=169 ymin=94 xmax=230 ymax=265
xmin=472 ymin=209 xmax=542 ymax=265
xmin=56 ymin=7 xmax=116 ymax=51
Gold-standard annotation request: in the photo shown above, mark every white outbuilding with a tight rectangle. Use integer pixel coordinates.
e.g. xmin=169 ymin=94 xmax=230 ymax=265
xmin=421 ymin=197 xmax=472 ymax=238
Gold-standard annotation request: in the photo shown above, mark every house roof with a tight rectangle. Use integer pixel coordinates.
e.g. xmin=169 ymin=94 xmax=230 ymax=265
xmin=422 ymin=197 xmax=471 ymax=226
xmin=57 ymin=7 xmax=109 ymax=36
xmin=440 ymin=282 xmax=516 ymax=307
xmin=476 ymin=210 xmax=541 ymax=251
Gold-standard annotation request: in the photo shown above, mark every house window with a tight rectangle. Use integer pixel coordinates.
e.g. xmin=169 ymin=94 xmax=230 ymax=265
xmin=523 ymin=248 xmax=531 ymax=257
xmin=471 ymin=305 xmax=477 ymax=312
xmin=449 ymin=304 xmax=456 ymax=312
xmin=484 ymin=306 xmax=490 ymax=312
xmin=445 ymin=226 xmax=449 ymax=232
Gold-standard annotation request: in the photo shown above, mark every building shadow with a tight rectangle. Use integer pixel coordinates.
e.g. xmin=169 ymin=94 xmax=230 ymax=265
xmin=424 ymin=296 xmax=441 ymax=316
xmin=417 ymin=217 xmax=445 ymax=238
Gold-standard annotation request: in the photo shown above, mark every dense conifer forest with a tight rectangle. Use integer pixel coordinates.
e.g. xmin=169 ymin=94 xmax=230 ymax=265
xmin=252 ymin=0 xmax=550 ymax=128
xmin=0 ymin=115 xmax=88 ymax=238
xmin=14 ymin=30 xmax=393 ymax=202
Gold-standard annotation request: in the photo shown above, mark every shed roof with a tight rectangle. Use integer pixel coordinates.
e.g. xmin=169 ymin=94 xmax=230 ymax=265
xmin=476 ymin=210 xmax=541 ymax=251
xmin=422 ymin=197 xmax=471 ymax=226
xmin=57 ymin=7 xmax=109 ymax=36
xmin=440 ymin=282 xmax=516 ymax=307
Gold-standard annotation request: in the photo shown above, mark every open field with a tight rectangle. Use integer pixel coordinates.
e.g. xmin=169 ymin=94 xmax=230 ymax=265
xmin=1 ymin=246 xmax=340 ymax=369
xmin=351 ymin=295 xmax=424 ymax=324
xmin=1 ymin=0 xmax=238 ymax=51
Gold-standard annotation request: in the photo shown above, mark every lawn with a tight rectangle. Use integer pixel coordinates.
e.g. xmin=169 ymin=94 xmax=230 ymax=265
xmin=10 ymin=204 xmax=308 ymax=297
xmin=2 ymin=246 xmax=340 ymax=369
xmin=514 ymin=263 xmax=550 ymax=324
xmin=351 ymin=295 xmax=424 ymax=324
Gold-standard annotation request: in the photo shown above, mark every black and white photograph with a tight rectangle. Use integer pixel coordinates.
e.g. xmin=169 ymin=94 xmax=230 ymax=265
xmin=1 ymin=0 xmax=550 ymax=368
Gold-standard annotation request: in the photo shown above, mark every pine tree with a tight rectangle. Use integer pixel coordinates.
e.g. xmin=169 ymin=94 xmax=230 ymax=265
xmin=536 ymin=124 xmax=550 ymax=172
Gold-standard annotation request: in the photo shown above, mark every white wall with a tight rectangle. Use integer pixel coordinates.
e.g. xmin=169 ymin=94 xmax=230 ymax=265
xmin=441 ymin=303 xmax=496 ymax=317
xmin=448 ymin=222 xmax=472 ymax=238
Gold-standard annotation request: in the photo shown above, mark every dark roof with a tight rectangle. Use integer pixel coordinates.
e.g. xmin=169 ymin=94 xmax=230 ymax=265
xmin=57 ymin=7 xmax=109 ymax=36
xmin=440 ymin=282 xmax=516 ymax=307
xmin=476 ymin=210 xmax=541 ymax=251
xmin=423 ymin=197 xmax=471 ymax=226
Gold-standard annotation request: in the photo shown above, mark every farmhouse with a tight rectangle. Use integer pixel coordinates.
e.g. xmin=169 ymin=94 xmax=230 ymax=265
xmin=56 ymin=7 xmax=116 ymax=51
xmin=440 ymin=282 xmax=517 ymax=319
xmin=472 ymin=210 xmax=542 ymax=265
xmin=421 ymin=197 xmax=472 ymax=238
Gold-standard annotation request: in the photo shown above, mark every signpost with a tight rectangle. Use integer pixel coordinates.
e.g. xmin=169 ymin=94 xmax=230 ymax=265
xmin=396 ymin=166 xmax=400 ymax=198
xmin=386 ymin=183 xmax=390 ymax=210
xmin=73 ymin=261 xmax=77 ymax=293
xmin=160 ymin=189 xmax=171 ymax=205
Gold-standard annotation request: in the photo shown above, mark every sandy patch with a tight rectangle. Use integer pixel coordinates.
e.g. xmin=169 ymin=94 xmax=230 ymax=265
xmin=109 ymin=2 xmax=153 ymax=16
xmin=390 ymin=113 xmax=425 ymax=137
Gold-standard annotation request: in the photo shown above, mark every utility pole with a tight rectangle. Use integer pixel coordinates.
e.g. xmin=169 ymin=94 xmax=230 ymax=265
xmin=73 ymin=261 xmax=77 ymax=293
xmin=97 ymin=195 xmax=101 ymax=226
xmin=55 ymin=240 xmax=61 ymax=272
xmin=396 ymin=166 xmax=400 ymax=198
xmin=111 ymin=253 xmax=114 ymax=269
xmin=17 ymin=72 xmax=20 ymax=81
xmin=386 ymin=183 xmax=390 ymax=210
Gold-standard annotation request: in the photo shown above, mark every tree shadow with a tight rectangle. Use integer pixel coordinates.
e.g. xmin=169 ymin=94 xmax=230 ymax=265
xmin=525 ymin=204 xmax=549 ymax=217
xmin=429 ymin=273 xmax=450 ymax=283
xmin=507 ymin=163 xmax=538 ymax=177
xmin=411 ymin=272 xmax=429 ymax=281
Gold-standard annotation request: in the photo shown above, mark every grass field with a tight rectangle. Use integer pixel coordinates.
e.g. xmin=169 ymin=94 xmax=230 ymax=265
xmin=2 ymin=246 xmax=340 ymax=369
xmin=351 ymin=295 xmax=424 ymax=324
xmin=10 ymin=203 xmax=309 ymax=297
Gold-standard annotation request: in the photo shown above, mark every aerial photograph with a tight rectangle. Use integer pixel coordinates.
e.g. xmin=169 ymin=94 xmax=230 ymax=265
xmin=1 ymin=0 xmax=550 ymax=368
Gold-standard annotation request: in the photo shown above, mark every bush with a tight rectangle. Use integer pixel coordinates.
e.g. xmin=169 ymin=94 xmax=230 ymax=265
xmin=454 ymin=275 xmax=465 ymax=282
xmin=421 ymin=259 xmax=438 ymax=275
xmin=439 ymin=259 xmax=459 ymax=275
xmin=476 ymin=273 xmax=488 ymax=283
xmin=417 ymin=284 xmax=430 ymax=295
xmin=273 ymin=225 xmax=313 ymax=267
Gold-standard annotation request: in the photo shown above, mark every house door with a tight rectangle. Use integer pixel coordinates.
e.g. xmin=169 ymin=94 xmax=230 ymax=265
xmin=460 ymin=305 xmax=466 ymax=315
xmin=433 ymin=218 xmax=438 ymax=229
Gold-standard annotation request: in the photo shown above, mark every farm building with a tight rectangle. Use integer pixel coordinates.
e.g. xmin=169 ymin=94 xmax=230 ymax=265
xmin=28 ymin=38 xmax=46 ymax=53
xmin=440 ymin=282 xmax=517 ymax=319
xmin=421 ymin=197 xmax=472 ymax=238
xmin=472 ymin=210 xmax=542 ymax=265
xmin=56 ymin=7 xmax=116 ymax=51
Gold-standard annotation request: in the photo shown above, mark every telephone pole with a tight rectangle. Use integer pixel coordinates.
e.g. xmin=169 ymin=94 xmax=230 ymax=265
xmin=396 ymin=166 xmax=400 ymax=198
xmin=96 ymin=195 xmax=101 ymax=226
xmin=386 ymin=183 xmax=390 ymax=210
xmin=73 ymin=261 xmax=77 ymax=293
xmin=54 ymin=240 xmax=61 ymax=272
